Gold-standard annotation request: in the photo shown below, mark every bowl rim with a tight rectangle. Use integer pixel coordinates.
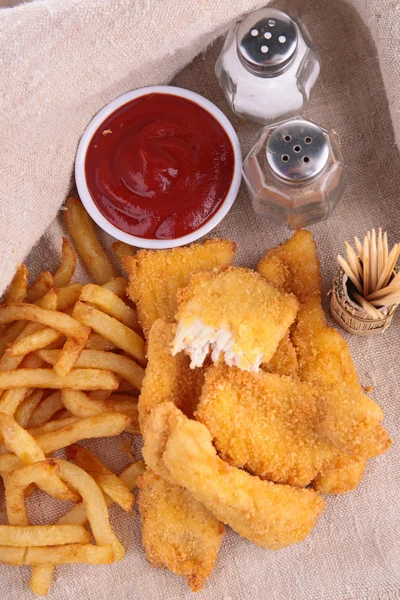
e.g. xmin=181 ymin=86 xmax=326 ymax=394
xmin=75 ymin=85 xmax=242 ymax=249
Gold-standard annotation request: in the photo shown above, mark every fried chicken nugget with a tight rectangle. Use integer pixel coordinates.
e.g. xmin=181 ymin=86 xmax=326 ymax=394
xmin=172 ymin=267 xmax=298 ymax=371
xmin=257 ymin=230 xmax=368 ymax=493
xmin=196 ymin=366 xmax=390 ymax=487
xmin=124 ymin=238 xmax=236 ymax=338
xmin=138 ymin=319 xmax=224 ymax=591
xmin=138 ymin=469 xmax=224 ymax=592
xmin=143 ymin=402 xmax=325 ymax=550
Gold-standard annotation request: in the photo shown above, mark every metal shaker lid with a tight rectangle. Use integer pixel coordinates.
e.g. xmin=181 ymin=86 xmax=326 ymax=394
xmin=266 ymin=119 xmax=330 ymax=182
xmin=237 ymin=8 xmax=298 ymax=77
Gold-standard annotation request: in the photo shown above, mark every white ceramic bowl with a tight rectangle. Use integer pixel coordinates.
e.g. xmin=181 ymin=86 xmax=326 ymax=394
xmin=75 ymin=85 xmax=242 ymax=249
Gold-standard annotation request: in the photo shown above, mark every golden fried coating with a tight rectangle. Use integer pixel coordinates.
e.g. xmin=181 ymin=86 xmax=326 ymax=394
xmin=262 ymin=332 xmax=298 ymax=377
xmin=124 ymin=238 xmax=236 ymax=337
xmin=312 ymin=456 xmax=367 ymax=495
xmin=173 ymin=267 xmax=298 ymax=371
xmin=292 ymin=298 xmax=361 ymax=390
xmin=196 ymin=366 xmax=390 ymax=487
xmin=258 ymin=230 xmax=367 ymax=492
xmin=138 ymin=468 xmax=224 ymax=592
xmin=138 ymin=319 xmax=224 ymax=591
xmin=143 ymin=402 xmax=325 ymax=550
xmin=257 ymin=229 xmax=322 ymax=302
xmin=138 ymin=319 xmax=205 ymax=433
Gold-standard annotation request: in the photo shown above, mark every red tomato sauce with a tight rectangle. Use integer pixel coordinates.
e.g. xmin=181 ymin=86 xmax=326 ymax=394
xmin=84 ymin=93 xmax=235 ymax=240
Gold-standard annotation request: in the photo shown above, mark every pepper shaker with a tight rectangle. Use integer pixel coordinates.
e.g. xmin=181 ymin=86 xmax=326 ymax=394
xmin=242 ymin=118 xmax=347 ymax=229
xmin=215 ymin=8 xmax=321 ymax=124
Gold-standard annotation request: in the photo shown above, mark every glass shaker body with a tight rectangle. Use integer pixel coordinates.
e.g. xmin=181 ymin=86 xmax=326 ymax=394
xmin=215 ymin=8 xmax=320 ymax=124
xmin=242 ymin=118 xmax=348 ymax=229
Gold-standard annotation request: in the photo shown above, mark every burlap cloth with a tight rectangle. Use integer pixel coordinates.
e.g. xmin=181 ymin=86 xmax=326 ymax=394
xmin=1 ymin=0 xmax=400 ymax=598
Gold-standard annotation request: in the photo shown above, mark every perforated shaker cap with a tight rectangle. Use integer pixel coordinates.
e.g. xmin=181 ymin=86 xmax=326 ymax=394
xmin=237 ymin=8 xmax=298 ymax=76
xmin=266 ymin=119 xmax=330 ymax=183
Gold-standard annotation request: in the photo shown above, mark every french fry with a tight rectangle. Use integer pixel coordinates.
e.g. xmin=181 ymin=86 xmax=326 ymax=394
xmin=73 ymin=302 xmax=145 ymax=365
xmin=85 ymin=332 xmax=117 ymax=351
xmin=28 ymin=392 xmax=63 ymax=428
xmin=60 ymin=390 xmax=138 ymax=430
xmin=102 ymin=277 xmax=128 ymax=298
xmin=112 ymin=241 xmax=135 ymax=263
xmin=0 ymin=525 xmax=90 ymax=547
xmin=26 ymin=272 xmax=54 ymax=303
xmin=7 ymin=458 xmax=122 ymax=558
xmin=39 ymin=349 xmax=145 ymax=389
xmin=0 ymin=321 xmax=26 ymax=358
xmin=0 ymin=304 xmax=89 ymax=342
xmin=53 ymin=334 xmax=89 ymax=378
xmin=28 ymin=566 xmax=54 ymax=596
xmin=28 ymin=417 xmax=80 ymax=437
xmin=56 ymin=283 xmax=83 ymax=311
xmin=0 ymin=454 xmax=23 ymax=477
xmin=0 ymin=414 xmax=79 ymax=502
xmin=0 ymin=287 xmax=58 ymax=360
xmin=14 ymin=390 xmax=44 ymax=428
xmin=6 ymin=327 xmax=61 ymax=357
xmin=53 ymin=459 xmax=124 ymax=559
xmin=33 ymin=413 xmax=131 ymax=454
xmin=53 ymin=238 xmax=76 ymax=288
xmin=26 ymin=544 xmax=114 ymax=566
xmin=67 ymin=446 xmax=135 ymax=512
xmin=0 ymin=290 xmax=58 ymax=368
xmin=30 ymin=459 xmax=145 ymax=593
xmin=4 ymin=264 xmax=29 ymax=304
xmin=80 ymin=284 xmax=139 ymax=330
xmin=64 ymin=197 xmax=115 ymax=284
xmin=0 ymin=353 xmax=43 ymax=415
xmin=0 ymin=388 xmax=31 ymax=416
xmin=0 ymin=546 xmax=26 ymax=565
xmin=116 ymin=379 xmax=137 ymax=394
xmin=0 ymin=368 xmax=119 ymax=390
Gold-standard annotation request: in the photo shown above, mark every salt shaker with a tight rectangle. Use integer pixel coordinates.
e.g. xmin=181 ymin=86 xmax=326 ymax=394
xmin=215 ymin=8 xmax=321 ymax=124
xmin=242 ymin=118 xmax=347 ymax=229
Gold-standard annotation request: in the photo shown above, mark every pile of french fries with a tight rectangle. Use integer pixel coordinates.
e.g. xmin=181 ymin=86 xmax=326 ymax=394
xmin=0 ymin=197 xmax=146 ymax=596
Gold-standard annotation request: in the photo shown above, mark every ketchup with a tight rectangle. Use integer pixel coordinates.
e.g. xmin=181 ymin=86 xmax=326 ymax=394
xmin=85 ymin=93 xmax=235 ymax=240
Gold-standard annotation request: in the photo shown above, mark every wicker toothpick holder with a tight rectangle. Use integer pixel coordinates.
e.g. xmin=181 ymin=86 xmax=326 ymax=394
xmin=330 ymin=267 xmax=399 ymax=336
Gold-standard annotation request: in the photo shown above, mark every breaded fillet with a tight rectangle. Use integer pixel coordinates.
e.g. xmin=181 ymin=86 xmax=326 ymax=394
xmin=138 ymin=318 xmax=224 ymax=590
xmin=124 ymin=238 xmax=236 ymax=338
xmin=172 ymin=267 xmax=298 ymax=371
xmin=257 ymin=230 xmax=360 ymax=389
xmin=143 ymin=402 xmax=325 ymax=550
xmin=257 ymin=230 xmax=368 ymax=493
xmin=196 ymin=366 xmax=390 ymax=487
xmin=262 ymin=332 xmax=298 ymax=377
xmin=257 ymin=229 xmax=322 ymax=303
xmin=138 ymin=468 xmax=224 ymax=592
xmin=138 ymin=319 xmax=205 ymax=433
xmin=312 ymin=455 xmax=367 ymax=495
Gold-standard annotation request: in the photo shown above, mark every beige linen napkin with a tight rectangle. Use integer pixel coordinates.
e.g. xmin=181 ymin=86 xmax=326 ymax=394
xmin=1 ymin=1 xmax=400 ymax=599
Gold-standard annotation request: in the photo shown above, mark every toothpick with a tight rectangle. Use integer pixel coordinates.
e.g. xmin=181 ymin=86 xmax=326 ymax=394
xmin=353 ymin=291 xmax=384 ymax=319
xmin=370 ymin=292 xmax=400 ymax=307
xmin=383 ymin=232 xmax=388 ymax=266
xmin=376 ymin=243 xmax=399 ymax=290
xmin=363 ymin=236 xmax=370 ymax=296
xmin=338 ymin=230 xmax=400 ymax=317
xmin=366 ymin=281 xmax=400 ymax=301
xmin=370 ymin=229 xmax=377 ymax=291
xmin=354 ymin=236 xmax=363 ymax=259
xmin=345 ymin=241 xmax=363 ymax=280
xmin=377 ymin=228 xmax=384 ymax=279
xmin=337 ymin=255 xmax=363 ymax=293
